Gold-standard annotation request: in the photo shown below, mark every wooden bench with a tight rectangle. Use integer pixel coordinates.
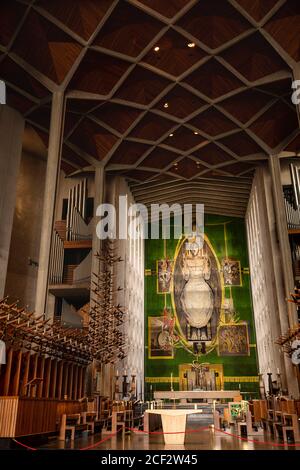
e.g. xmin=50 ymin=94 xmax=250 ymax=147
xmin=275 ymin=413 xmax=300 ymax=443
xmin=59 ymin=413 xmax=88 ymax=441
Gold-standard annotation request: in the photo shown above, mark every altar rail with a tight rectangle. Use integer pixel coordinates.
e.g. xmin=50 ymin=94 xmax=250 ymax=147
xmin=0 ymin=397 xmax=86 ymax=437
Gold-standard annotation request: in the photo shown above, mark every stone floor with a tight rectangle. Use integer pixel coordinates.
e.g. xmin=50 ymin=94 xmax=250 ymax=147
xmin=38 ymin=423 xmax=300 ymax=451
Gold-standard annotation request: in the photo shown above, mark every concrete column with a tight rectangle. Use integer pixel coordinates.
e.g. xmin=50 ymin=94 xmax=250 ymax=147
xmin=269 ymin=155 xmax=298 ymax=327
xmin=0 ymin=106 xmax=24 ymax=297
xmin=269 ymin=156 xmax=299 ymax=397
xmin=35 ymin=92 xmax=65 ymax=316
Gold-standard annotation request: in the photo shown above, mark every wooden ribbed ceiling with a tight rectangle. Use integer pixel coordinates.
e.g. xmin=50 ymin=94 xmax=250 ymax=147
xmin=1 ymin=0 xmax=300 ymax=217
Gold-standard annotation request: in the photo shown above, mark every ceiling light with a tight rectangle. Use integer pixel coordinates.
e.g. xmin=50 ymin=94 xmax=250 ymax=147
xmin=154 ymin=46 xmax=160 ymax=52
xmin=164 ymin=102 xmax=169 ymax=108
xmin=188 ymin=42 xmax=195 ymax=48
xmin=169 ymin=133 xmax=174 ymax=137
xmin=194 ymin=131 xmax=199 ymax=135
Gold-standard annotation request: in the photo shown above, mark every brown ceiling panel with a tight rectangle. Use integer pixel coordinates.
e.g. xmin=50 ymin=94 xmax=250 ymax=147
xmin=193 ymin=143 xmax=234 ymax=165
xmin=92 ymin=103 xmax=142 ymax=133
xmin=5 ymin=87 xmax=35 ymax=114
xmin=138 ymin=0 xmax=189 ymax=19
xmin=184 ymin=58 xmax=244 ymax=99
xmin=219 ymin=131 xmax=266 ymax=157
xmin=255 ymin=78 xmax=292 ymax=97
xmin=69 ymin=50 xmax=130 ymax=95
xmin=250 ymin=101 xmax=298 ymax=148
xmin=66 ymin=99 xmax=103 ymax=114
xmin=114 ymin=65 xmax=171 ymax=105
xmin=189 ymin=107 xmax=237 ymax=136
xmin=162 ymin=126 xmax=206 ymax=151
xmin=234 ymin=0 xmax=280 ymax=21
xmin=154 ymin=85 xmax=207 ymax=119
xmin=27 ymin=106 xmax=51 ymax=130
xmin=220 ymin=161 xmax=255 ymax=176
xmin=177 ymin=0 xmax=252 ymax=50
xmin=64 ymin=111 xmax=81 ymax=136
xmin=264 ymin=0 xmax=300 ymax=62
xmin=69 ymin=117 xmax=119 ymax=160
xmin=129 ymin=112 xmax=175 ymax=141
xmin=218 ymin=89 xmax=273 ymax=123
xmin=61 ymin=160 xmax=77 ymax=175
xmin=0 ymin=57 xmax=49 ymax=99
xmin=123 ymin=169 xmax=158 ymax=182
xmin=169 ymin=157 xmax=204 ymax=179
xmin=0 ymin=1 xmax=26 ymax=47
xmin=37 ymin=0 xmax=113 ymax=41
xmin=139 ymin=147 xmax=179 ymax=169
xmin=62 ymin=144 xmax=89 ymax=168
xmin=109 ymin=141 xmax=150 ymax=165
xmin=12 ymin=11 xmax=83 ymax=84
xmin=284 ymin=133 xmax=300 ymax=153
xmin=221 ymin=32 xmax=289 ymax=82
xmin=93 ymin=2 xmax=163 ymax=57
xmin=143 ymin=29 xmax=206 ymax=77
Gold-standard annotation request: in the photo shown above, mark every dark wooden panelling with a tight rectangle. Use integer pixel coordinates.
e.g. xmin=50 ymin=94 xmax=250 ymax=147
xmin=38 ymin=0 xmax=113 ymax=40
xmin=13 ymin=11 xmax=83 ymax=84
xmin=162 ymin=126 xmax=206 ymax=151
xmin=285 ymin=133 xmax=300 ymax=153
xmin=154 ymin=85 xmax=207 ymax=119
xmin=143 ymin=29 xmax=206 ymax=77
xmin=115 ymin=65 xmax=171 ymax=105
xmin=94 ymin=2 xmax=163 ymax=57
xmin=139 ymin=148 xmax=179 ymax=169
xmin=222 ymin=32 xmax=288 ymax=82
xmin=0 ymin=1 xmax=26 ymax=46
xmin=6 ymin=87 xmax=35 ymax=115
xmin=193 ymin=143 xmax=233 ymax=165
xmin=250 ymin=101 xmax=298 ymax=148
xmin=184 ymin=58 xmax=244 ymax=99
xmin=122 ymin=169 xmax=158 ymax=182
xmin=235 ymin=0 xmax=279 ymax=21
xmin=0 ymin=57 xmax=49 ymax=99
xmin=221 ymin=161 xmax=255 ymax=176
xmin=69 ymin=117 xmax=119 ymax=160
xmin=219 ymin=131 xmax=266 ymax=156
xmin=169 ymin=157 xmax=205 ymax=179
xmin=264 ymin=0 xmax=300 ymax=62
xmin=219 ymin=89 xmax=272 ymax=123
xmin=109 ymin=141 xmax=150 ymax=165
xmin=92 ymin=103 xmax=142 ymax=133
xmin=190 ymin=107 xmax=237 ymax=136
xmin=69 ymin=50 xmax=131 ymax=95
xmin=139 ymin=0 xmax=188 ymax=18
xmin=129 ymin=112 xmax=175 ymax=141
xmin=177 ymin=0 xmax=252 ymax=50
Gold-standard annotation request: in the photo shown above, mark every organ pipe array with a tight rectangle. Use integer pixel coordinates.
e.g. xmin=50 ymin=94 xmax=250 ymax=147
xmin=49 ymin=231 xmax=64 ymax=284
xmin=67 ymin=179 xmax=88 ymax=240
xmin=89 ymin=239 xmax=127 ymax=364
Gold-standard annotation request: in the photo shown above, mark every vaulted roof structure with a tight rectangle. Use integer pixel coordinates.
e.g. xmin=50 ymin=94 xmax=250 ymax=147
xmin=1 ymin=0 xmax=300 ymax=216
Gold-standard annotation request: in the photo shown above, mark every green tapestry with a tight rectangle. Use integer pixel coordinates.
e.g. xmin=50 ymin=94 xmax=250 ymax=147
xmin=144 ymin=214 xmax=259 ymax=398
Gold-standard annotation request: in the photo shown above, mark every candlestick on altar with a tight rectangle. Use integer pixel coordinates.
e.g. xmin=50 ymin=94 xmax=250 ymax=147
xmin=170 ymin=372 xmax=173 ymax=391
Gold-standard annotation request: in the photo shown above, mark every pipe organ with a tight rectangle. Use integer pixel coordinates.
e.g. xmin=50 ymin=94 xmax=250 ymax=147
xmin=67 ymin=178 xmax=88 ymax=241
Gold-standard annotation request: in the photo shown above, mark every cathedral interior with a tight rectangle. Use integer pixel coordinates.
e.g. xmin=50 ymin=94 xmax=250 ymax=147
xmin=1 ymin=0 xmax=300 ymax=455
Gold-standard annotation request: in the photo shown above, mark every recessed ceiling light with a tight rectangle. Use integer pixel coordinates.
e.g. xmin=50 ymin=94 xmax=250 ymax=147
xmin=188 ymin=42 xmax=195 ymax=48
xmin=169 ymin=133 xmax=174 ymax=137
xmin=154 ymin=46 xmax=160 ymax=52
xmin=164 ymin=102 xmax=169 ymax=108
xmin=194 ymin=131 xmax=199 ymax=135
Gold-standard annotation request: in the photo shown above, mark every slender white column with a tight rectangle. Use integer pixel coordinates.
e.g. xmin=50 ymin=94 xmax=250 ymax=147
xmin=0 ymin=106 xmax=24 ymax=297
xmin=35 ymin=92 xmax=65 ymax=316
xmin=293 ymin=66 xmax=300 ymax=126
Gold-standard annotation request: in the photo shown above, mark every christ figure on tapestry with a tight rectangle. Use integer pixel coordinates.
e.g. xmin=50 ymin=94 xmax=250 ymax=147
xmin=180 ymin=244 xmax=214 ymax=342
